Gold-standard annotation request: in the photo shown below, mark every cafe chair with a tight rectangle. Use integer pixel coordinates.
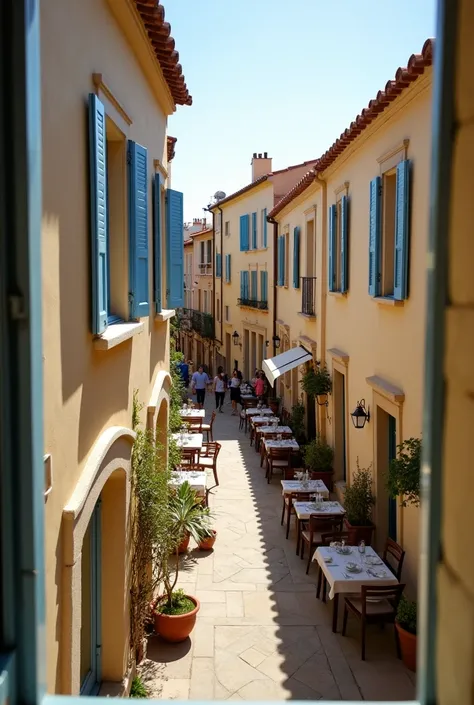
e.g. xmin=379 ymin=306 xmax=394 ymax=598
xmin=197 ymin=441 xmax=221 ymax=487
xmin=186 ymin=416 xmax=203 ymax=433
xmin=201 ymin=410 xmax=216 ymax=442
xmin=382 ymin=538 xmax=406 ymax=581
xmin=316 ymin=531 xmax=351 ymax=601
xmin=342 ymin=584 xmax=406 ymax=661
xmin=179 ymin=447 xmax=199 ymax=465
xmin=266 ymin=447 xmax=292 ymax=484
xmin=281 ymin=491 xmax=312 ymax=539
xmin=239 ymin=410 xmax=246 ymax=431
xmin=300 ymin=516 xmax=344 ymax=574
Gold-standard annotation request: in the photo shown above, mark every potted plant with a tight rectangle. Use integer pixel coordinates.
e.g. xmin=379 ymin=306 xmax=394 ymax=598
xmin=387 ymin=437 xmax=421 ymax=507
xmin=303 ymin=435 xmax=335 ymax=490
xmin=301 ymin=365 xmax=332 ymax=405
xmin=154 ymin=481 xmax=213 ymax=642
xmin=290 ymin=401 xmax=306 ymax=445
xmin=343 ymin=461 xmax=375 ymax=544
xmin=198 ymin=529 xmax=217 ymax=551
xmin=395 ymin=597 xmax=417 ymax=671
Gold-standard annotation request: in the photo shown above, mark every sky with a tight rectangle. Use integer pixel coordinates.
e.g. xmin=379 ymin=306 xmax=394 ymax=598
xmin=165 ymin=0 xmax=437 ymax=223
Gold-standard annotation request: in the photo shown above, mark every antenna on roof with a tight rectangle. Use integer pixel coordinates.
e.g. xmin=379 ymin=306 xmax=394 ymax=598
xmin=214 ymin=190 xmax=226 ymax=202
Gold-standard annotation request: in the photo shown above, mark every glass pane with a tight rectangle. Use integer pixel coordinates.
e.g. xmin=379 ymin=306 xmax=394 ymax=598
xmin=80 ymin=523 xmax=92 ymax=685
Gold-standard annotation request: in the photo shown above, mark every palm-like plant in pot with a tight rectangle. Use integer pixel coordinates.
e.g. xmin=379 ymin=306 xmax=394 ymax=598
xmin=395 ymin=596 xmax=417 ymax=672
xmin=343 ymin=461 xmax=375 ymax=545
xmin=303 ymin=435 xmax=334 ymax=490
xmin=153 ymin=481 xmax=213 ymax=642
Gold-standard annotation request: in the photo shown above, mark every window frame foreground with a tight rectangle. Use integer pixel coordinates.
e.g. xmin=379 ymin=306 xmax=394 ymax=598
xmin=0 ymin=1 xmax=455 ymax=705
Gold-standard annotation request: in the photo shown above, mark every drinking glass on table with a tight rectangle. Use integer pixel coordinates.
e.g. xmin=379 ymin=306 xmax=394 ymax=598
xmin=277 ymin=433 xmax=282 ymax=441
xmin=358 ymin=540 xmax=366 ymax=566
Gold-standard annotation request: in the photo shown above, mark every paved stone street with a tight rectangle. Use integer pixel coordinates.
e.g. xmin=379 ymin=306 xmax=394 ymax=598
xmin=142 ymin=396 xmax=416 ymax=700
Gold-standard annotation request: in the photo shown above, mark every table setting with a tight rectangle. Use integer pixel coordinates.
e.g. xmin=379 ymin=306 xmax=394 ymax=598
xmin=281 ymin=478 xmax=329 ymax=498
xmin=171 ymin=432 xmax=203 ymax=449
xmin=259 ymin=425 xmax=292 ymax=434
xmin=170 ymin=470 xmax=207 ymax=496
xmin=252 ymin=416 xmax=280 ymax=425
xmin=264 ymin=438 xmax=299 ymax=450
xmin=179 ymin=407 xmax=205 ymax=418
xmin=293 ymin=499 xmax=344 ymax=520
xmin=245 ymin=407 xmax=273 ymax=416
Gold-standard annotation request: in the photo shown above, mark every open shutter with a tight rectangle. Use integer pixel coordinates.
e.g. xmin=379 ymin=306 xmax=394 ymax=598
xmin=128 ymin=141 xmax=149 ymax=318
xmin=240 ymin=271 xmax=244 ymax=299
xmin=243 ymin=271 xmax=250 ymax=300
xmin=277 ymin=237 xmax=282 ymax=286
xmin=261 ymin=270 xmax=268 ymax=303
xmin=216 ymin=252 xmax=222 ymax=278
xmin=340 ymin=195 xmax=348 ymax=293
xmin=293 ymin=226 xmax=300 ymax=288
xmin=394 ymin=160 xmax=410 ymax=300
xmin=166 ymin=188 xmax=184 ymax=308
xmin=88 ymin=93 xmax=108 ymax=334
xmin=240 ymin=214 xmax=249 ymax=251
xmin=369 ymin=177 xmax=382 ymax=296
xmin=153 ymin=173 xmax=162 ymax=313
xmin=262 ymin=208 xmax=268 ymax=248
xmin=281 ymin=235 xmax=286 ymax=286
xmin=251 ymin=270 xmax=257 ymax=300
xmin=328 ymin=205 xmax=337 ymax=292
xmin=252 ymin=212 xmax=257 ymax=249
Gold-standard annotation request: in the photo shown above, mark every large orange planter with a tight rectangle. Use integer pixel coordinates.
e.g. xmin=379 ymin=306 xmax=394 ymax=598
xmin=154 ymin=596 xmax=200 ymax=642
xmin=177 ymin=534 xmax=190 ymax=554
xmin=198 ymin=530 xmax=217 ymax=551
xmin=396 ymin=622 xmax=417 ymax=672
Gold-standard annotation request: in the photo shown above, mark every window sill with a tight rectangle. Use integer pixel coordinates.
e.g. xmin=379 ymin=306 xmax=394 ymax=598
xmin=328 ymin=291 xmax=347 ymax=299
xmin=245 ymin=247 xmax=268 ymax=253
xmin=298 ymin=312 xmax=317 ymax=320
xmin=373 ymin=296 xmax=404 ymax=307
xmin=155 ymin=308 xmax=175 ymax=322
xmin=94 ymin=321 xmax=144 ymax=351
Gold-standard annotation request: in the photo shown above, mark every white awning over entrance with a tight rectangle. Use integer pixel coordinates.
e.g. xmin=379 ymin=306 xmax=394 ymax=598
xmin=262 ymin=346 xmax=312 ymax=387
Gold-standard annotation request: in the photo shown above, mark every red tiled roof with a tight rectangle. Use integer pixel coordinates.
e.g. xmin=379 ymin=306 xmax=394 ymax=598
xmin=167 ymin=136 xmax=177 ymax=162
xmin=188 ymin=228 xmax=213 ymax=238
xmin=134 ymin=1 xmax=192 ymax=106
xmin=268 ymin=39 xmax=434 ymax=218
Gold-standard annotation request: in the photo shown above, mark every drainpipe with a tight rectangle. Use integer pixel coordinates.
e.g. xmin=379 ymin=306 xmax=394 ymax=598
xmin=217 ymin=204 xmax=224 ymax=348
xmin=314 ymin=172 xmax=328 ymax=438
xmin=267 ymin=215 xmax=279 ymax=357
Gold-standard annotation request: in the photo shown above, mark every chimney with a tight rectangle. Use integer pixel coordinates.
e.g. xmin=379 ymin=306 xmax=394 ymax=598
xmin=251 ymin=152 xmax=272 ymax=182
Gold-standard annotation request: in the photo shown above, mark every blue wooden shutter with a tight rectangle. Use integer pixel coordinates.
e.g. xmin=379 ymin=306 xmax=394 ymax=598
xmin=88 ymin=93 xmax=108 ymax=334
xmin=261 ymin=270 xmax=268 ymax=302
xmin=293 ymin=226 xmax=301 ymax=288
xmin=340 ymin=195 xmax=348 ymax=293
xmin=328 ymin=205 xmax=337 ymax=292
xmin=216 ymin=252 xmax=222 ymax=278
xmin=262 ymin=208 xmax=268 ymax=247
xmin=153 ymin=173 xmax=162 ymax=313
xmin=394 ymin=160 xmax=410 ymax=300
xmin=240 ymin=214 xmax=249 ymax=251
xmin=252 ymin=212 xmax=257 ymax=249
xmin=166 ymin=188 xmax=184 ymax=308
xmin=251 ymin=270 xmax=257 ymax=300
xmin=228 ymin=254 xmax=232 ymax=282
xmin=281 ymin=235 xmax=286 ymax=285
xmin=128 ymin=140 xmax=149 ymax=318
xmin=240 ymin=271 xmax=244 ymax=299
xmin=225 ymin=254 xmax=230 ymax=282
xmin=369 ymin=176 xmax=382 ymax=296
xmin=277 ymin=236 xmax=283 ymax=286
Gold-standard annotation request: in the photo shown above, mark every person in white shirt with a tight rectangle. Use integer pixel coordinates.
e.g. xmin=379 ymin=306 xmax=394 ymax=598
xmin=229 ymin=369 xmax=241 ymax=415
xmin=191 ymin=366 xmax=211 ymax=409
xmin=213 ymin=368 xmax=226 ymax=412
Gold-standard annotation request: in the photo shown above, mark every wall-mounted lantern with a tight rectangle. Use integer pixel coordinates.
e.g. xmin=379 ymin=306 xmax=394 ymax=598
xmin=350 ymin=399 xmax=370 ymax=429
xmin=272 ymin=334 xmax=281 ymax=350
xmin=232 ymin=330 xmax=241 ymax=346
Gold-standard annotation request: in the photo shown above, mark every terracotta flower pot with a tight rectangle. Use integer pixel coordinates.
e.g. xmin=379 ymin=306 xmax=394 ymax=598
xmin=178 ymin=534 xmax=190 ymax=554
xmin=396 ymin=622 xmax=417 ymax=672
xmin=198 ymin=530 xmax=217 ymax=551
xmin=154 ymin=595 xmax=200 ymax=643
xmin=344 ymin=519 xmax=375 ymax=546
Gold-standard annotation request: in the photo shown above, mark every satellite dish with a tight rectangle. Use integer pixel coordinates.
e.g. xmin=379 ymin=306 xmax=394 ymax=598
xmin=214 ymin=190 xmax=226 ymax=201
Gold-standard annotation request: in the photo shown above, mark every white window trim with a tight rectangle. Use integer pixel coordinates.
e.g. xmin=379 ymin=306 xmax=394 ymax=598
xmin=94 ymin=321 xmax=144 ymax=351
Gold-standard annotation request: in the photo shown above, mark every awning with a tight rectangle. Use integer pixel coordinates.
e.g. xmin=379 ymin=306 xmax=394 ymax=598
xmin=262 ymin=346 xmax=312 ymax=387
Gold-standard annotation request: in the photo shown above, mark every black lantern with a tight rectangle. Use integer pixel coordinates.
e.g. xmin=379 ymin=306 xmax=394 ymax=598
xmin=232 ymin=330 xmax=240 ymax=346
xmin=351 ymin=399 xmax=370 ymax=429
xmin=272 ymin=334 xmax=281 ymax=349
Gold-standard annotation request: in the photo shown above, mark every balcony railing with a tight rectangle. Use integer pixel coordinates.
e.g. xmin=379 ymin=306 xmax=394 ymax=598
xmin=237 ymin=298 xmax=269 ymax=310
xmin=198 ymin=262 xmax=212 ymax=274
xmin=301 ymin=277 xmax=317 ymax=316
xmin=180 ymin=308 xmax=214 ymax=338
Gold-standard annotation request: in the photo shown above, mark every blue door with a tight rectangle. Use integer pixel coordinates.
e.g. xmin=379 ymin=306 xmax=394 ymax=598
xmin=388 ymin=416 xmax=397 ymax=540
xmin=80 ymin=500 xmax=102 ymax=695
xmin=341 ymin=382 xmax=347 ymax=482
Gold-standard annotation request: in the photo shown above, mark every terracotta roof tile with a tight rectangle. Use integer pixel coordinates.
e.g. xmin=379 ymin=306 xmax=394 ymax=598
xmin=268 ymin=39 xmax=434 ymax=218
xmin=134 ymin=1 xmax=192 ymax=106
xmin=167 ymin=135 xmax=177 ymax=162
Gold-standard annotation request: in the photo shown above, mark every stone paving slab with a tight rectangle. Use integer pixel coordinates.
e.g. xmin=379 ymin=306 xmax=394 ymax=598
xmin=139 ymin=397 xmax=416 ymax=700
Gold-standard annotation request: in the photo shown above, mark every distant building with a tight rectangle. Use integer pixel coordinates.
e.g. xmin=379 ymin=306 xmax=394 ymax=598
xmin=184 ymin=217 xmax=208 ymax=240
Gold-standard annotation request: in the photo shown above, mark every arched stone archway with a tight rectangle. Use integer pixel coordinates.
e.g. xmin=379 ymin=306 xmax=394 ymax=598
xmin=61 ymin=427 xmax=135 ymax=694
xmin=147 ymin=369 xmax=171 ymax=439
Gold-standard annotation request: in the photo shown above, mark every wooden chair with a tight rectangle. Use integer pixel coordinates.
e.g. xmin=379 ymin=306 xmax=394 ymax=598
xmin=266 ymin=447 xmax=292 ymax=484
xmin=179 ymin=447 xmax=199 ymax=465
xmin=172 ymin=464 xmax=208 ymax=506
xmin=197 ymin=441 xmax=221 ymax=486
xmin=382 ymin=538 xmax=406 ymax=581
xmin=300 ymin=515 xmax=344 ymax=574
xmin=201 ymin=410 xmax=216 ymax=442
xmin=260 ymin=433 xmax=278 ymax=466
xmin=316 ymin=531 xmax=351 ymax=601
xmin=342 ymin=584 xmax=406 ymax=660
xmin=239 ymin=410 xmax=246 ymax=431
xmin=186 ymin=416 xmax=203 ymax=433
xmin=281 ymin=491 xmax=312 ymax=539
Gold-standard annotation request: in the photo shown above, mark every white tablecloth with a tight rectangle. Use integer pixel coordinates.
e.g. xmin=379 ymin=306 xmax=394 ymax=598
xmin=179 ymin=408 xmax=205 ymax=418
xmin=281 ymin=479 xmax=329 ymax=498
xmin=259 ymin=425 xmax=293 ymax=435
xmin=170 ymin=470 xmax=207 ymax=496
xmin=264 ymin=438 xmax=299 ymax=450
xmin=252 ymin=416 xmax=279 ymax=425
xmin=172 ymin=433 xmax=203 ymax=450
xmin=293 ymin=500 xmax=344 ymax=520
xmin=313 ymin=546 xmax=398 ymax=599
xmin=241 ymin=394 xmax=255 ymax=400
xmin=246 ymin=407 xmax=273 ymax=416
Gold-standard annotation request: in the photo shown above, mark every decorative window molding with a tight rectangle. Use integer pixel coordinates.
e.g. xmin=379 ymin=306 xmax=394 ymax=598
xmin=92 ymin=73 xmax=132 ymax=135
xmin=377 ymin=139 xmax=409 ymax=174
xmin=328 ymin=347 xmax=349 ymax=366
xmin=153 ymin=158 xmax=168 ymax=180
xmin=335 ymin=181 xmax=349 ymax=198
xmin=366 ymin=374 xmax=405 ymax=404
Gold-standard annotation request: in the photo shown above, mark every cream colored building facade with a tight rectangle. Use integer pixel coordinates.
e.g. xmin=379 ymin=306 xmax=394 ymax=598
xmin=270 ymin=41 xmax=433 ymax=591
xmin=211 ymin=155 xmax=317 ymax=379
xmin=41 ymin=0 xmax=190 ymax=694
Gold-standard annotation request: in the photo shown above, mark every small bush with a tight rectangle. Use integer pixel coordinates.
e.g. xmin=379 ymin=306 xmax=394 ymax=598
xmin=303 ymin=435 xmax=334 ymax=472
xmin=156 ymin=589 xmax=195 ymax=616
xmin=130 ymin=676 xmax=148 ymax=698
xmin=396 ymin=596 xmax=417 ymax=635
xmin=344 ymin=461 xmax=375 ymax=526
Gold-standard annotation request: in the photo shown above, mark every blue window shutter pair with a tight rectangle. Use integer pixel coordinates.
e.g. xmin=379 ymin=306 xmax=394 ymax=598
xmin=240 ymin=214 xmax=249 ymax=251
xmin=261 ymin=270 xmax=268 ymax=302
xmin=240 ymin=271 xmax=244 ymax=299
xmin=328 ymin=205 xmax=337 ymax=292
xmin=153 ymin=173 xmax=162 ymax=313
xmin=216 ymin=252 xmax=222 ymax=278
xmin=240 ymin=270 xmax=249 ymax=299
xmin=89 ymin=93 xmax=108 ymax=334
xmin=394 ymin=160 xmax=410 ymax=300
xmin=128 ymin=140 xmax=150 ymax=318
xmin=262 ymin=208 xmax=268 ymax=248
xmin=368 ymin=176 xmax=382 ymax=296
xmin=225 ymin=254 xmax=231 ymax=282
xmin=293 ymin=226 xmax=301 ymax=288
xmin=166 ymin=188 xmax=184 ymax=308
xmin=277 ymin=236 xmax=285 ymax=286
xmin=340 ymin=195 xmax=349 ymax=293
xmin=251 ymin=270 xmax=257 ymax=300
xmin=251 ymin=212 xmax=257 ymax=249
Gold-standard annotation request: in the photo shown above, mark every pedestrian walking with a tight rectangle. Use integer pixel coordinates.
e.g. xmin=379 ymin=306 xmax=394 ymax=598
xmin=229 ymin=369 xmax=241 ymax=415
xmin=213 ymin=369 xmax=226 ymax=412
xmin=254 ymin=371 xmax=265 ymax=401
xmin=191 ymin=365 xmax=211 ymax=409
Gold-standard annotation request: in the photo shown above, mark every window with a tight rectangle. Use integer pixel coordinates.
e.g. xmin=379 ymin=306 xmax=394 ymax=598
xmin=328 ymin=194 xmax=349 ymax=293
xmin=261 ymin=208 xmax=267 ymax=248
xmin=250 ymin=269 xmax=258 ymax=300
xmin=200 ymin=241 xmax=205 ymax=264
xmin=284 ymin=231 xmax=289 ymax=286
xmin=251 ymin=211 xmax=257 ymax=249
xmin=240 ymin=270 xmax=249 ymax=301
xmin=225 ymin=305 xmax=230 ymax=322
xmin=277 ymin=235 xmax=285 ymax=286
xmin=206 ymin=239 xmax=212 ymax=265
xmin=216 ymin=252 xmax=222 ymax=278
xmin=216 ymin=298 xmax=220 ymax=321
xmin=105 ymin=117 xmax=127 ymax=323
xmin=369 ymin=160 xmax=410 ymax=300
xmin=225 ymin=253 xmax=231 ymax=283
xmin=292 ymin=226 xmax=301 ymax=288
xmin=224 ymin=220 xmax=230 ymax=236
xmin=260 ymin=270 xmax=268 ymax=304
xmin=239 ymin=213 xmax=249 ymax=251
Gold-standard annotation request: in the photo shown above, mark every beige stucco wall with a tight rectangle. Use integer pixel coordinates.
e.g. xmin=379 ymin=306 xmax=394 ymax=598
xmin=41 ymin=0 xmax=173 ymax=693
xmin=275 ymin=70 xmax=433 ymax=592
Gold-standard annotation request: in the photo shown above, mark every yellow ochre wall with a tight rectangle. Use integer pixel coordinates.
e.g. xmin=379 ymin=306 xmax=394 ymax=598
xmin=41 ymin=0 xmax=173 ymax=693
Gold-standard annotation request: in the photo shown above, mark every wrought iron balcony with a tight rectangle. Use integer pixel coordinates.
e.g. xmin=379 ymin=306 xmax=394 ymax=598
xmin=237 ymin=298 xmax=269 ymax=310
xmin=181 ymin=309 xmax=214 ymax=338
xmin=198 ymin=262 xmax=212 ymax=274
xmin=301 ymin=277 xmax=317 ymax=316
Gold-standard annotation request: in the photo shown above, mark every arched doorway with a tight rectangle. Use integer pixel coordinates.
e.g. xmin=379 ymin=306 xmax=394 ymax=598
xmin=80 ymin=499 xmax=102 ymax=695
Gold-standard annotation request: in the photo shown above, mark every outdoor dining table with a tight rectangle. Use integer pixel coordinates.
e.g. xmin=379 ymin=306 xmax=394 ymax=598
xmin=293 ymin=500 xmax=345 ymax=556
xmin=170 ymin=470 xmax=207 ymax=498
xmin=313 ymin=545 xmax=398 ymax=632
xmin=172 ymin=432 xmax=203 ymax=450
xmin=245 ymin=407 xmax=273 ymax=415
xmin=259 ymin=425 xmax=293 ymax=435
xmin=264 ymin=438 xmax=299 ymax=450
xmin=240 ymin=393 xmax=256 ymax=400
xmin=179 ymin=408 xmax=205 ymax=418
xmin=253 ymin=416 xmax=280 ymax=425
xmin=281 ymin=479 xmax=329 ymax=499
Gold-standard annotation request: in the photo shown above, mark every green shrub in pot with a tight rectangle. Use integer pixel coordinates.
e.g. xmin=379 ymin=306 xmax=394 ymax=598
xmin=303 ymin=435 xmax=334 ymax=472
xmin=387 ymin=437 xmax=421 ymax=507
xmin=396 ymin=597 xmax=417 ymax=671
xmin=343 ymin=461 xmax=375 ymax=544
xmin=301 ymin=365 xmax=332 ymax=398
